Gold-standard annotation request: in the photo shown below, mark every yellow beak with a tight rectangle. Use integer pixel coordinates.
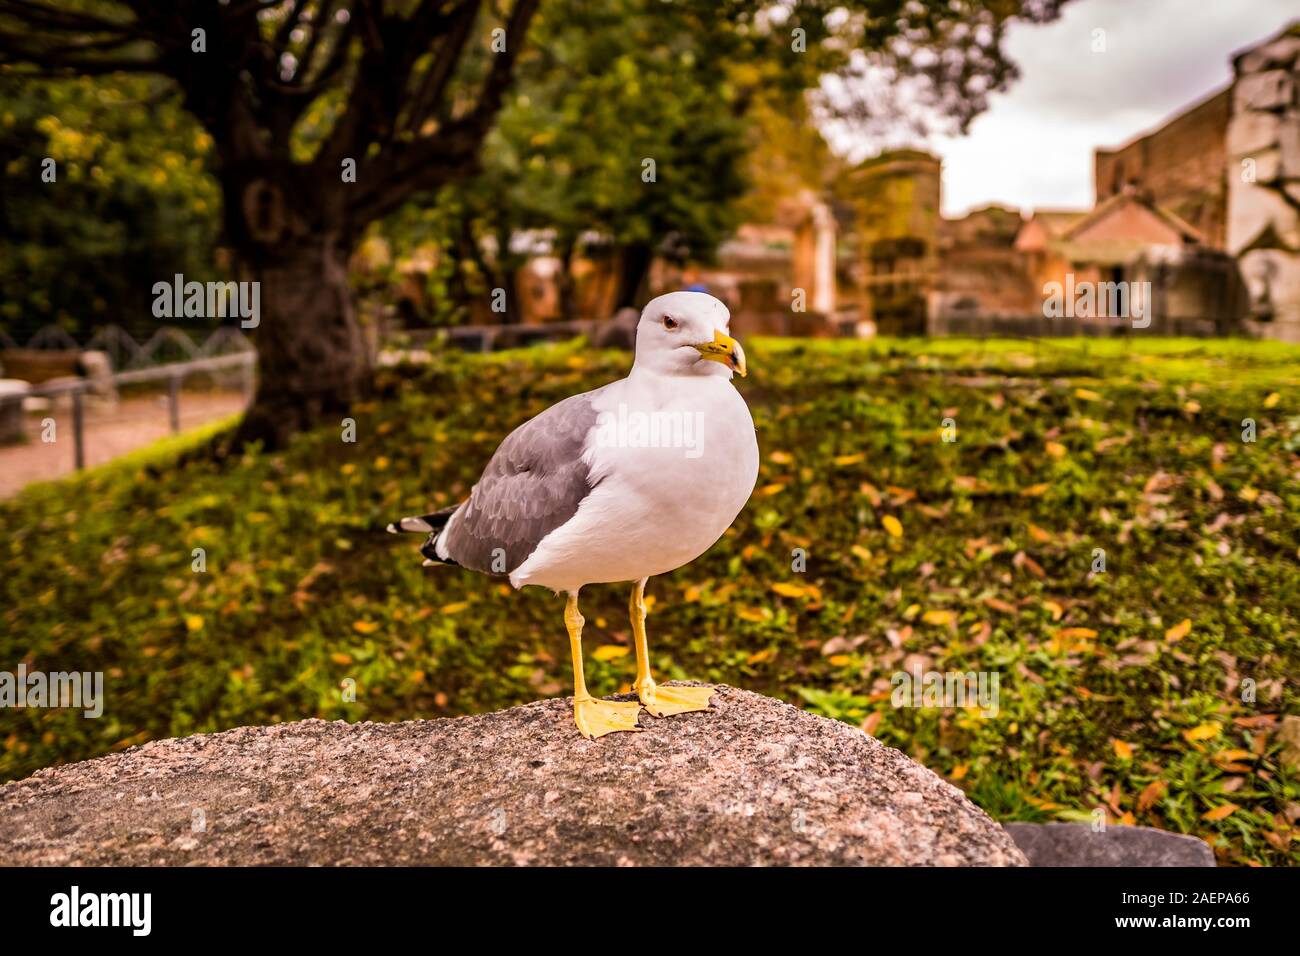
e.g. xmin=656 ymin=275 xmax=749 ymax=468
xmin=692 ymin=328 xmax=747 ymax=377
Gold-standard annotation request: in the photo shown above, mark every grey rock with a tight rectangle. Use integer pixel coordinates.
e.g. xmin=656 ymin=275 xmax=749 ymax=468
xmin=1004 ymin=822 xmax=1215 ymax=867
xmin=0 ymin=686 xmax=1025 ymax=866
xmin=76 ymin=349 xmax=117 ymax=401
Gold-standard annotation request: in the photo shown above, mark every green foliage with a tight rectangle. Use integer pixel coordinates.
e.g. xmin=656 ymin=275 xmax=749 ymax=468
xmin=0 ymin=74 xmax=220 ymax=341
xmin=4 ymin=337 xmax=1297 ymax=865
xmin=381 ymin=0 xmax=752 ymax=322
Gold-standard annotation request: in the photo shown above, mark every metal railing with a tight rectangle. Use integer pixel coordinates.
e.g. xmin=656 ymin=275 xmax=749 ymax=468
xmin=20 ymin=351 xmax=256 ymax=471
xmin=1 ymin=324 xmax=255 ymax=371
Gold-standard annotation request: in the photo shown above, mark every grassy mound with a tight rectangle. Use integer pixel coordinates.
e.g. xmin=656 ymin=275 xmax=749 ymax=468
xmin=2 ymin=336 xmax=1298 ymax=864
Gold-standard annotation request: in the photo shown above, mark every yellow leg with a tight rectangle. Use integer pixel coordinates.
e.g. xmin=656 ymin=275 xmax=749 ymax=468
xmin=567 ymin=591 xmax=640 ymax=739
xmin=631 ymin=578 xmax=716 ymax=718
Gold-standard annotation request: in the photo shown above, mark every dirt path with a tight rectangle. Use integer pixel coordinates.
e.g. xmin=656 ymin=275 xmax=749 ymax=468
xmin=0 ymin=390 xmax=247 ymax=499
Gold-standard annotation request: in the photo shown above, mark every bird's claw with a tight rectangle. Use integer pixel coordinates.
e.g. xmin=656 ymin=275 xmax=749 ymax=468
xmin=573 ymin=696 xmax=642 ymax=739
xmin=636 ymin=680 xmax=717 ymax=718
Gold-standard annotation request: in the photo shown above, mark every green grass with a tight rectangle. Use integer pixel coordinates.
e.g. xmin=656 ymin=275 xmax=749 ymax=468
xmin=2 ymin=336 xmax=1299 ymax=865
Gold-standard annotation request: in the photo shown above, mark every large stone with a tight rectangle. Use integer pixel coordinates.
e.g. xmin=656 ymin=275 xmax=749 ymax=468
xmin=1234 ymin=70 xmax=1294 ymax=112
xmin=0 ymin=685 xmax=1026 ymax=866
xmin=1228 ymin=110 xmax=1281 ymax=156
xmin=1237 ymin=35 xmax=1300 ymax=74
xmin=1004 ymin=823 xmax=1214 ymax=867
xmin=77 ymin=349 xmax=117 ymax=401
xmin=1280 ymin=117 xmax=1300 ymax=178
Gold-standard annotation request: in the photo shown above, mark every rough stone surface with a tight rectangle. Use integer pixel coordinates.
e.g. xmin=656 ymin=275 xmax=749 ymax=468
xmin=0 ymin=686 xmax=1025 ymax=866
xmin=1004 ymin=823 xmax=1215 ymax=867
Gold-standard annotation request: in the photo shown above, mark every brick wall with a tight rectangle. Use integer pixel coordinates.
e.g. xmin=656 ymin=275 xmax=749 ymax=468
xmin=1094 ymin=88 xmax=1231 ymax=247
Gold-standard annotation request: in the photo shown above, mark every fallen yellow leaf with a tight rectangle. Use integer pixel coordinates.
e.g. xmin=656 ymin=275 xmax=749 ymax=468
xmin=1214 ymin=749 xmax=1254 ymax=763
xmin=352 ymin=620 xmax=379 ymax=634
xmin=1184 ymin=722 xmax=1221 ymax=742
xmin=1164 ymin=618 xmax=1192 ymax=643
xmin=1057 ymin=627 xmax=1098 ymax=640
xmin=1112 ymin=739 xmax=1134 ymax=760
xmin=1137 ymin=780 xmax=1166 ymax=811
xmin=440 ymin=601 xmax=469 ymax=615
xmin=1074 ymin=387 xmax=1102 ymax=401
xmin=850 ymin=544 xmax=873 ymax=562
xmin=881 ymin=515 xmax=903 ymax=538
xmin=1201 ymin=803 xmax=1238 ymax=822
xmin=1019 ymin=483 xmax=1051 ymax=497
xmin=184 ymin=614 xmax=205 ymax=633
xmin=771 ymin=582 xmax=809 ymax=599
xmin=592 ymin=645 xmax=629 ymax=662
xmin=1263 ymin=391 xmax=1280 ymax=408
xmin=1045 ymin=440 xmax=1067 ymax=459
xmin=922 ymin=609 xmax=955 ymax=626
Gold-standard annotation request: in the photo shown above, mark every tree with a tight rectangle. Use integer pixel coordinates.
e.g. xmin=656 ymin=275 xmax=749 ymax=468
xmin=0 ymin=73 xmax=220 ymax=342
xmin=1 ymin=0 xmax=1068 ymax=445
xmin=421 ymin=0 xmax=750 ymax=322
xmin=1 ymin=0 xmax=539 ymax=446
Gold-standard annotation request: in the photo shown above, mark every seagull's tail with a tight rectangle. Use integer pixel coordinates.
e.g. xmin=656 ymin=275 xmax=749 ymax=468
xmin=386 ymin=506 xmax=460 ymax=568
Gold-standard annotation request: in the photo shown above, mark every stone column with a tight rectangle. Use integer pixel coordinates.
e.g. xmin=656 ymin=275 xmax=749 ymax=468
xmin=1225 ymin=28 xmax=1300 ymax=341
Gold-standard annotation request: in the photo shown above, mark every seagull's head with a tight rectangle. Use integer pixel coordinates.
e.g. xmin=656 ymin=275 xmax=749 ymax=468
xmin=634 ymin=291 xmax=747 ymax=380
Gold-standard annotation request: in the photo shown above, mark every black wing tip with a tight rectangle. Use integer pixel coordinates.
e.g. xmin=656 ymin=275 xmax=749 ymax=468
xmin=386 ymin=506 xmax=458 ymax=536
xmin=420 ymin=534 xmax=459 ymax=567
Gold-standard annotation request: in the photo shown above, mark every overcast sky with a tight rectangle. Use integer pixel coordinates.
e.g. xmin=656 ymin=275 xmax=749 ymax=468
xmin=845 ymin=0 xmax=1297 ymax=217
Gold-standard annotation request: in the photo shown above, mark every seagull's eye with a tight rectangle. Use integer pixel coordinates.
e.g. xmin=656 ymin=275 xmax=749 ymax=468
xmin=662 ymin=316 xmax=679 ymax=331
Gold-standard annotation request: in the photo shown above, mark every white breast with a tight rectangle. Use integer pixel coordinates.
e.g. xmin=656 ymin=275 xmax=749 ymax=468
xmin=510 ymin=373 xmax=759 ymax=592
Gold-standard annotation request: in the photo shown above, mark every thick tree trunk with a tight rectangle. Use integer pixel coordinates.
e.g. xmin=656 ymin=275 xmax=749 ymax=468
xmin=218 ymin=166 xmax=371 ymax=450
xmin=234 ymin=236 xmax=371 ymax=449
xmin=614 ymin=241 xmax=654 ymax=310
xmin=556 ymin=241 xmax=577 ymax=322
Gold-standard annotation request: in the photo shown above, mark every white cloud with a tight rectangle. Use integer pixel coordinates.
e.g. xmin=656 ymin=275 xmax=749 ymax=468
xmin=831 ymin=0 xmax=1298 ymax=216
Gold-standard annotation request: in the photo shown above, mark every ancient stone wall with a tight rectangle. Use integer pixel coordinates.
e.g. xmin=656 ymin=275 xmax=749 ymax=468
xmin=1226 ymin=27 xmax=1300 ymax=342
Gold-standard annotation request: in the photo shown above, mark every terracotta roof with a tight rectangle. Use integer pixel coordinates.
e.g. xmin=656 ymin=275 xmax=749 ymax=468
xmin=1027 ymin=209 xmax=1088 ymax=237
xmin=1060 ymin=191 xmax=1204 ymax=245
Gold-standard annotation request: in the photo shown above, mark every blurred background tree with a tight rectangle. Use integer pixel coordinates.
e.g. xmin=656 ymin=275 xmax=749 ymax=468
xmin=0 ymin=74 xmax=220 ymax=341
xmin=386 ymin=0 xmax=751 ymax=326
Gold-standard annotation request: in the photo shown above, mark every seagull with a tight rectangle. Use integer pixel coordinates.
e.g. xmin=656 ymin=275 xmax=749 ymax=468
xmin=389 ymin=291 xmax=759 ymax=739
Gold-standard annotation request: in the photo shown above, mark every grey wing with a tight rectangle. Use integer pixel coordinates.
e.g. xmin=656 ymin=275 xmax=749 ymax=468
xmin=438 ymin=388 xmax=603 ymax=574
